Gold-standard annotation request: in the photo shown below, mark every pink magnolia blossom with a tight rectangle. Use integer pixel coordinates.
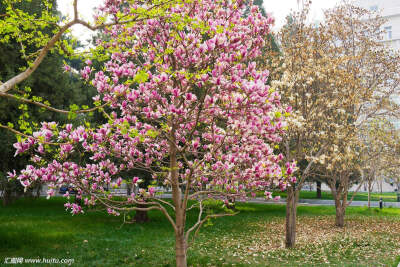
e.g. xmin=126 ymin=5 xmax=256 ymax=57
xmin=63 ymin=64 xmax=71 ymax=72
xmin=273 ymin=196 xmax=281 ymax=201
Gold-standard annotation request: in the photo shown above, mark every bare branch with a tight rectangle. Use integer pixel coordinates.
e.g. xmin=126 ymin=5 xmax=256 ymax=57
xmin=73 ymin=0 xmax=78 ymax=20
xmin=347 ymin=179 xmax=364 ymax=206
xmin=148 ymin=197 xmax=176 ymax=211
xmin=94 ymin=194 xmax=177 ymax=230
xmin=0 ymin=92 xmax=107 ymax=114
xmin=187 ymin=211 xmax=238 ymax=248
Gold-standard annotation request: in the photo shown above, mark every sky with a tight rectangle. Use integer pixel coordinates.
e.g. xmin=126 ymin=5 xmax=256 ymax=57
xmin=264 ymin=0 xmax=342 ymax=30
xmin=57 ymin=0 xmax=342 ymax=45
xmin=57 ymin=0 xmax=102 ymax=46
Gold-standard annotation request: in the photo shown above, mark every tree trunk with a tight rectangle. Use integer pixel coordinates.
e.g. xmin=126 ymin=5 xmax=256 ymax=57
xmin=285 ymin=186 xmax=298 ymax=248
xmin=316 ymin=181 xmax=322 ymax=199
xmin=127 ymin=183 xmax=131 ymax=196
xmin=35 ymin=184 xmax=42 ymax=198
xmin=329 ymin=181 xmax=346 ymax=227
xmin=2 ymin=189 xmax=12 ymax=206
xmin=169 ymin=125 xmax=188 ymax=267
xmin=335 ymin=201 xmax=345 ymax=227
xmin=175 ymin=231 xmax=187 ymax=267
xmin=367 ymin=170 xmax=374 ymax=209
xmin=367 ymin=182 xmax=371 ymax=209
xmin=133 ymin=203 xmax=149 ymax=223
xmin=333 ymin=191 xmax=346 ymax=227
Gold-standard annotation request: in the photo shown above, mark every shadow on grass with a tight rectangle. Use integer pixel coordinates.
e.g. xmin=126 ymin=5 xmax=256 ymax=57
xmin=0 ymin=225 xmax=74 ymax=251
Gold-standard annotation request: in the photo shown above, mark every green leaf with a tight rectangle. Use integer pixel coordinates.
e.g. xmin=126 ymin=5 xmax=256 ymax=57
xmin=146 ymin=129 xmax=159 ymax=138
xmin=133 ymin=70 xmax=149 ymax=84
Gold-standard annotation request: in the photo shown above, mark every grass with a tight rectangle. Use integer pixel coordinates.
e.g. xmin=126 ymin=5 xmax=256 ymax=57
xmin=270 ymin=190 xmax=400 ymax=202
xmin=0 ymin=197 xmax=400 ymax=266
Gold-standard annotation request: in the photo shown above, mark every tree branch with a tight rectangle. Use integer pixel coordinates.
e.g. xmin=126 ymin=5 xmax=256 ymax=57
xmin=0 ymin=124 xmax=67 ymax=145
xmin=186 ymin=210 xmax=238 ymax=248
xmin=0 ymin=1 xmax=167 ymax=93
xmin=0 ymin=92 xmax=107 ymax=114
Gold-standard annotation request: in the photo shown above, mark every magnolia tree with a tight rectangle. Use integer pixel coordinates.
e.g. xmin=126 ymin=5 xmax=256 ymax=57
xmin=269 ymin=0 xmax=400 ymax=240
xmin=315 ymin=138 xmax=362 ymax=226
xmin=360 ymin=119 xmax=400 ymax=207
xmin=10 ymin=1 xmax=291 ymax=266
xmin=267 ymin=3 xmax=341 ymax=247
xmin=301 ymin=2 xmax=400 ymax=227
xmin=317 ymin=3 xmax=400 ymax=226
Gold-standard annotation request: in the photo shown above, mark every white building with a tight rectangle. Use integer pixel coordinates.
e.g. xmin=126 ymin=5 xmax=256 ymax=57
xmin=354 ymin=0 xmax=400 ymax=50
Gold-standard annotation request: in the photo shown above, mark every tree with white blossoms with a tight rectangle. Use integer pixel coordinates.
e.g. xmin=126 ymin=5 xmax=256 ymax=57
xmin=268 ymin=0 xmax=400 ymax=245
xmin=10 ymin=1 xmax=291 ymax=266
xmin=267 ymin=2 xmax=343 ymax=248
xmin=312 ymin=2 xmax=400 ymax=227
xmin=359 ymin=119 xmax=400 ymax=208
xmin=315 ymin=136 xmax=363 ymax=227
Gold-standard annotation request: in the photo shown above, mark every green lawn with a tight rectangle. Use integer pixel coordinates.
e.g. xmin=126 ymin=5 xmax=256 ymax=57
xmin=272 ymin=190 xmax=399 ymax=202
xmin=1 ymin=197 xmax=400 ymax=266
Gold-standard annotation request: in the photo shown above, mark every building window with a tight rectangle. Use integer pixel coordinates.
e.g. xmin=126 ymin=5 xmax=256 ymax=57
xmin=370 ymin=5 xmax=378 ymax=12
xmin=384 ymin=26 xmax=392 ymax=40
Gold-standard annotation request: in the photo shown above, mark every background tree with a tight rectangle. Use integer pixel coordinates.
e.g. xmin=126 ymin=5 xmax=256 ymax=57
xmin=269 ymin=0 xmax=400 ymax=242
xmin=318 ymin=2 xmax=400 ymax=226
xmin=0 ymin=0 xmax=177 ymax=204
xmin=268 ymin=2 xmax=340 ymax=247
xmin=316 ymin=139 xmax=363 ymax=227
xmin=360 ymin=119 xmax=400 ymax=208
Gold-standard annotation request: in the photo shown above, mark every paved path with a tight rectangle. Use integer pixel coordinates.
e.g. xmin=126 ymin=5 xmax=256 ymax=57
xmin=160 ymin=194 xmax=400 ymax=208
xmin=265 ymin=198 xmax=400 ymax=208
xmin=297 ymin=198 xmax=400 ymax=208
xmin=31 ymin=190 xmax=400 ymax=208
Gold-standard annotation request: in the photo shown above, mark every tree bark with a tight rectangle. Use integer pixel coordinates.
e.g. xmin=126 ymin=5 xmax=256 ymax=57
xmin=133 ymin=203 xmax=149 ymax=223
xmin=329 ymin=181 xmax=346 ymax=227
xmin=367 ymin=181 xmax=371 ymax=209
xmin=316 ymin=180 xmax=322 ymax=199
xmin=285 ymin=186 xmax=298 ymax=248
xmin=175 ymin=231 xmax=187 ymax=267
xmin=367 ymin=170 xmax=375 ymax=209
xmin=333 ymin=188 xmax=346 ymax=227
xmin=127 ymin=183 xmax=131 ymax=196
xmin=335 ymin=201 xmax=345 ymax=227
xmin=170 ymin=125 xmax=188 ymax=267
xmin=2 ymin=189 xmax=12 ymax=206
xmin=35 ymin=184 xmax=42 ymax=198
